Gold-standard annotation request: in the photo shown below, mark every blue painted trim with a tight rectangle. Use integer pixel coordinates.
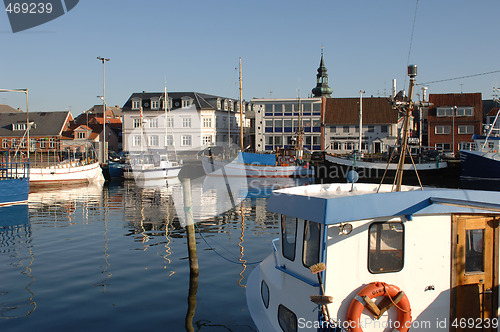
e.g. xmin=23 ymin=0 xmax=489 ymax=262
xmin=275 ymin=265 xmax=320 ymax=287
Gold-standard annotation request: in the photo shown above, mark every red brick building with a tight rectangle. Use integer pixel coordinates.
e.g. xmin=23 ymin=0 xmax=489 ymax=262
xmin=427 ymin=93 xmax=482 ymax=156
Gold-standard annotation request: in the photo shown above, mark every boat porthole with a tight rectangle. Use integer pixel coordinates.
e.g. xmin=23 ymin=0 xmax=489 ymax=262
xmin=278 ymin=304 xmax=297 ymax=332
xmin=261 ymin=280 xmax=270 ymax=309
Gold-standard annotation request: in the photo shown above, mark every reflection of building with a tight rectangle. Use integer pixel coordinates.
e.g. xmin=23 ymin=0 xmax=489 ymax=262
xmin=324 ymin=97 xmax=398 ymax=154
xmin=427 ymin=93 xmax=482 ymax=155
xmin=122 ymin=92 xmax=251 ymax=155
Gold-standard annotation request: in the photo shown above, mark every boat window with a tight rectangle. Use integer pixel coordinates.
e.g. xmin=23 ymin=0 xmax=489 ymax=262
xmin=281 ymin=215 xmax=297 ymax=261
xmin=303 ymin=220 xmax=321 ymax=268
xmin=261 ymin=280 xmax=270 ymax=309
xmin=368 ymin=222 xmax=404 ymax=274
xmin=465 ymin=229 xmax=484 ymax=273
xmin=278 ymin=304 xmax=297 ymax=332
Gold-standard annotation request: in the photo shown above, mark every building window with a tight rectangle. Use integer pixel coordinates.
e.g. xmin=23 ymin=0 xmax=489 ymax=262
xmin=458 ymin=125 xmax=474 ymax=134
xmin=133 ymin=118 xmax=142 ymax=128
xmin=151 ymin=99 xmax=159 ymax=110
xmin=274 ymin=136 xmax=283 ymax=146
xmin=11 ymin=138 xmax=17 ymax=147
xmin=331 ymin=142 xmax=342 ymax=150
xmin=367 ymin=125 xmax=375 ymax=133
xmin=166 ymin=116 xmax=173 ymax=128
xmin=182 ymin=135 xmax=192 ymax=146
xmin=20 ymin=139 xmax=26 ymax=148
xmin=265 ymin=136 xmax=273 ymax=145
xmin=40 ymin=139 xmax=45 ymax=149
xmin=368 ymin=221 xmax=404 ymax=274
xmin=182 ymin=117 xmax=192 ymax=128
xmin=29 ymin=139 xmax=36 ymax=151
xmin=149 ymin=135 xmax=159 ymax=146
xmin=182 ymin=98 xmax=191 ymax=108
xmin=149 ymin=117 xmax=158 ymax=128
xmin=217 ymin=98 xmax=221 ymax=110
xmin=436 ymin=107 xmax=453 ymax=117
xmin=166 ymin=135 xmax=173 ymax=146
xmin=132 ymin=136 xmax=141 ymax=147
xmin=281 ymin=215 xmax=297 ymax=261
xmin=203 ymin=117 xmax=212 ymax=128
xmin=381 ymin=125 xmax=388 ymax=133
xmin=435 ymin=143 xmax=452 ymax=151
xmin=132 ymin=100 xmax=141 ymax=110
xmin=435 ymin=125 xmax=451 ymax=134
xmin=202 ymin=135 xmax=212 ymax=145
xmin=303 ymin=220 xmax=321 ymax=268
xmin=456 ymin=107 xmax=473 ymax=117
xmin=12 ymin=123 xmax=27 ymax=131
xmin=224 ymin=99 xmax=228 ymax=111
xmin=345 ymin=142 xmax=355 ymax=150
xmin=343 ymin=126 xmax=350 ymax=133
xmin=48 ymin=138 xmax=55 ymax=149
xmin=2 ymin=139 xmax=7 ymax=148
xmin=77 ymin=132 xmax=86 ymax=139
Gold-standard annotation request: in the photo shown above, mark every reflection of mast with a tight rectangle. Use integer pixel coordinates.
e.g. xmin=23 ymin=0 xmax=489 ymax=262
xmin=238 ymin=202 xmax=247 ymax=288
xmin=182 ymin=178 xmax=199 ymax=332
xmin=163 ymin=196 xmax=174 ymax=276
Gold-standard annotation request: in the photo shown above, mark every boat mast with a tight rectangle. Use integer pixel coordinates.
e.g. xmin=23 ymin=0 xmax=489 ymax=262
xmin=239 ymin=57 xmax=244 ymax=152
xmin=395 ymin=65 xmax=417 ymax=191
xmin=482 ymin=87 xmax=500 ymax=149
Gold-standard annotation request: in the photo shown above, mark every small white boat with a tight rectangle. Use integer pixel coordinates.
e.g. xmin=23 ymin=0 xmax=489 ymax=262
xmin=246 ymin=183 xmax=500 ymax=331
xmin=129 ymin=154 xmax=181 ymax=181
xmin=29 ymin=160 xmax=104 ymax=187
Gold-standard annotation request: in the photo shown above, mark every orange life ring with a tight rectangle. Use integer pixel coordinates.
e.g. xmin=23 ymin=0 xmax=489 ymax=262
xmin=289 ymin=156 xmax=296 ymax=163
xmin=277 ymin=156 xmax=285 ymax=165
xmin=346 ymin=282 xmax=412 ymax=332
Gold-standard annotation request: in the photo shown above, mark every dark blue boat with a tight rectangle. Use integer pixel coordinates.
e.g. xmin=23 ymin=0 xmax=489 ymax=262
xmin=0 ymin=155 xmax=30 ymax=206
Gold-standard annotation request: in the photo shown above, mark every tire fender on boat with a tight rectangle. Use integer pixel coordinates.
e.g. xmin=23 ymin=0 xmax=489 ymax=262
xmin=346 ymin=281 xmax=412 ymax=332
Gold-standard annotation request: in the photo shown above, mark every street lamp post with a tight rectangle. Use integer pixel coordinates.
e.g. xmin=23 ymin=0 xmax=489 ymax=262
xmin=97 ymin=56 xmax=110 ymax=164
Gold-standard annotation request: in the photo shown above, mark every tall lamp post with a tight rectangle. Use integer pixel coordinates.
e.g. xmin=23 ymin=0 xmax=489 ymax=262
xmin=97 ymin=56 xmax=110 ymax=164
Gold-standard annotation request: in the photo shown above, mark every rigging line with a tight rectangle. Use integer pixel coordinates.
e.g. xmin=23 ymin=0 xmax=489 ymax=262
xmin=404 ymin=0 xmax=419 ymax=90
xmin=194 ymin=223 xmax=262 ymax=265
xmin=418 ymin=70 xmax=500 ymax=85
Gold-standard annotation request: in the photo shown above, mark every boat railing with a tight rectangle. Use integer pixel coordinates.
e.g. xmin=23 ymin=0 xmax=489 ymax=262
xmin=0 ymin=161 xmax=30 ymax=180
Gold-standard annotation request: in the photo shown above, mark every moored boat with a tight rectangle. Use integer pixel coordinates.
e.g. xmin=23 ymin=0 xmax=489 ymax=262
xmin=246 ymin=182 xmax=500 ymax=331
xmin=0 ymin=157 xmax=29 ymax=206
xmin=29 ymin=160 xmax=104 ymax=187
xmin=460 ymin=135 xmax=500 ymax=185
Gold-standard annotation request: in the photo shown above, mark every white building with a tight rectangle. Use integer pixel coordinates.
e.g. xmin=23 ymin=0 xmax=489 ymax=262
xmin=122 ymin=92 xmax=251 ymax=155
xmin=251 ymin=97 xmax=323 ymax=152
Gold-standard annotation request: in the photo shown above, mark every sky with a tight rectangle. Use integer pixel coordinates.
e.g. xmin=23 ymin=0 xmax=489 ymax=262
xmin=1 ymin=0 xmax=500 ymax=117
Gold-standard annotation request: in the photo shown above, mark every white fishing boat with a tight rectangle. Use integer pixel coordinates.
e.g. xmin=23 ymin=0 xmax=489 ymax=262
xmin=202 ymin=58 xmax=314 ymax=179
xmin=246 ymin=183 xmax=500 ymax=332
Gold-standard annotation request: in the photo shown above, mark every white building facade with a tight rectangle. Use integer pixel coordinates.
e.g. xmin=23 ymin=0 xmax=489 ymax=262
xmin=251 ymin=98 xmax=323 ymax=152
xmin=122 ymin=92 xmax=250 ymax=154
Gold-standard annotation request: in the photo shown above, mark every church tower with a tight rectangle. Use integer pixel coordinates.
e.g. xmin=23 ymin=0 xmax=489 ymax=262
xmin=311 ymin=52 xmax=333 ymax=98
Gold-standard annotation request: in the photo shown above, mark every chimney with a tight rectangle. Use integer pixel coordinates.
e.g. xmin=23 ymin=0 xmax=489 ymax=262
xmin=391 ymin=79 xmax=397 ymax=98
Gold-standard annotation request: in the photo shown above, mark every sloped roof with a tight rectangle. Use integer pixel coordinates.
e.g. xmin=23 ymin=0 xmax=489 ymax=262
xmin=122 ymin=91 xmax=234 ymax=112
xmin=324 ymin=97 xmax=397 ymax=125
xmin=0 ymin=111 xmax=72 ymax=137
xmin=0 ymin=105 xmax=20 ymax=113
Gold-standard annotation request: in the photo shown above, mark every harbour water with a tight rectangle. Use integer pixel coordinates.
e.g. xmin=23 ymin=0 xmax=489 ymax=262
xmin=0 ymin=176 xmax=314 ymax=332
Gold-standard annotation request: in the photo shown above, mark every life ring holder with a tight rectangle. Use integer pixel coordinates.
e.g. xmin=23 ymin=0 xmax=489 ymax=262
xmin=346 ymin=281 xmax=412 ymax=332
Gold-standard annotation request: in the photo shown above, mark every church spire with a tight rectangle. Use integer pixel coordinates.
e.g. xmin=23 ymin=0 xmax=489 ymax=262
xmin=312 ymin=50 xmax=333 ymax=98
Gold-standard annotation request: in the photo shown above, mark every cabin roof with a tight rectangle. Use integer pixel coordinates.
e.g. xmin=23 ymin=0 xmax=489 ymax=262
xmin=267 ymin=183 xmax=500 ymax=224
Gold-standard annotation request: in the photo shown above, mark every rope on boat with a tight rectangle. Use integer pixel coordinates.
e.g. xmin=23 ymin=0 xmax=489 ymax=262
xmin=194 ymin=223 xmax=262 ymax=265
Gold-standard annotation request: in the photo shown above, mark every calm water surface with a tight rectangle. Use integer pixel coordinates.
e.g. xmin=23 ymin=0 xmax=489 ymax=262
xmin=0 ymin=177 xmax=306 ymax=331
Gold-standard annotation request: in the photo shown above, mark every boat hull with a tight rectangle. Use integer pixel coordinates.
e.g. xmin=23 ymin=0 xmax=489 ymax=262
xmin=29 ymin=162 xmax=104 ymax=187
xmin=322 ymin=154 xmax=450 ymax=185
xmin=0 ymin=177 xmax=29 ymax=206
xmin=460 ymin=150 xmax=500 ymax=180
xmin=202 ymin=155 xmax=314 ymax=178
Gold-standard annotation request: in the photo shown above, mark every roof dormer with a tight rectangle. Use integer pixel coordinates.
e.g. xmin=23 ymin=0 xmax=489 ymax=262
xmin=131 ymin=98 xmax=142 ymax=110
xmin=181 ymin=96 xmax=193 ymax=108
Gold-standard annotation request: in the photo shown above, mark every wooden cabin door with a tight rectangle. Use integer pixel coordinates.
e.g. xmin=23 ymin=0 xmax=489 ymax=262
xmin=451 ymin=215 xmax=498 ymax=331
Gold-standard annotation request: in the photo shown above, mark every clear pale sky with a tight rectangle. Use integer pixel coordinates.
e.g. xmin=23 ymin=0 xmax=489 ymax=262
xmin=1 ymin=0 xmax=499 ymax=116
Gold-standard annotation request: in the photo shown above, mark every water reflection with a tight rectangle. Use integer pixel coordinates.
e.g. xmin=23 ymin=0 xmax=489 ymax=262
xmin=0 ymin=205 xmax=36 ymax=319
